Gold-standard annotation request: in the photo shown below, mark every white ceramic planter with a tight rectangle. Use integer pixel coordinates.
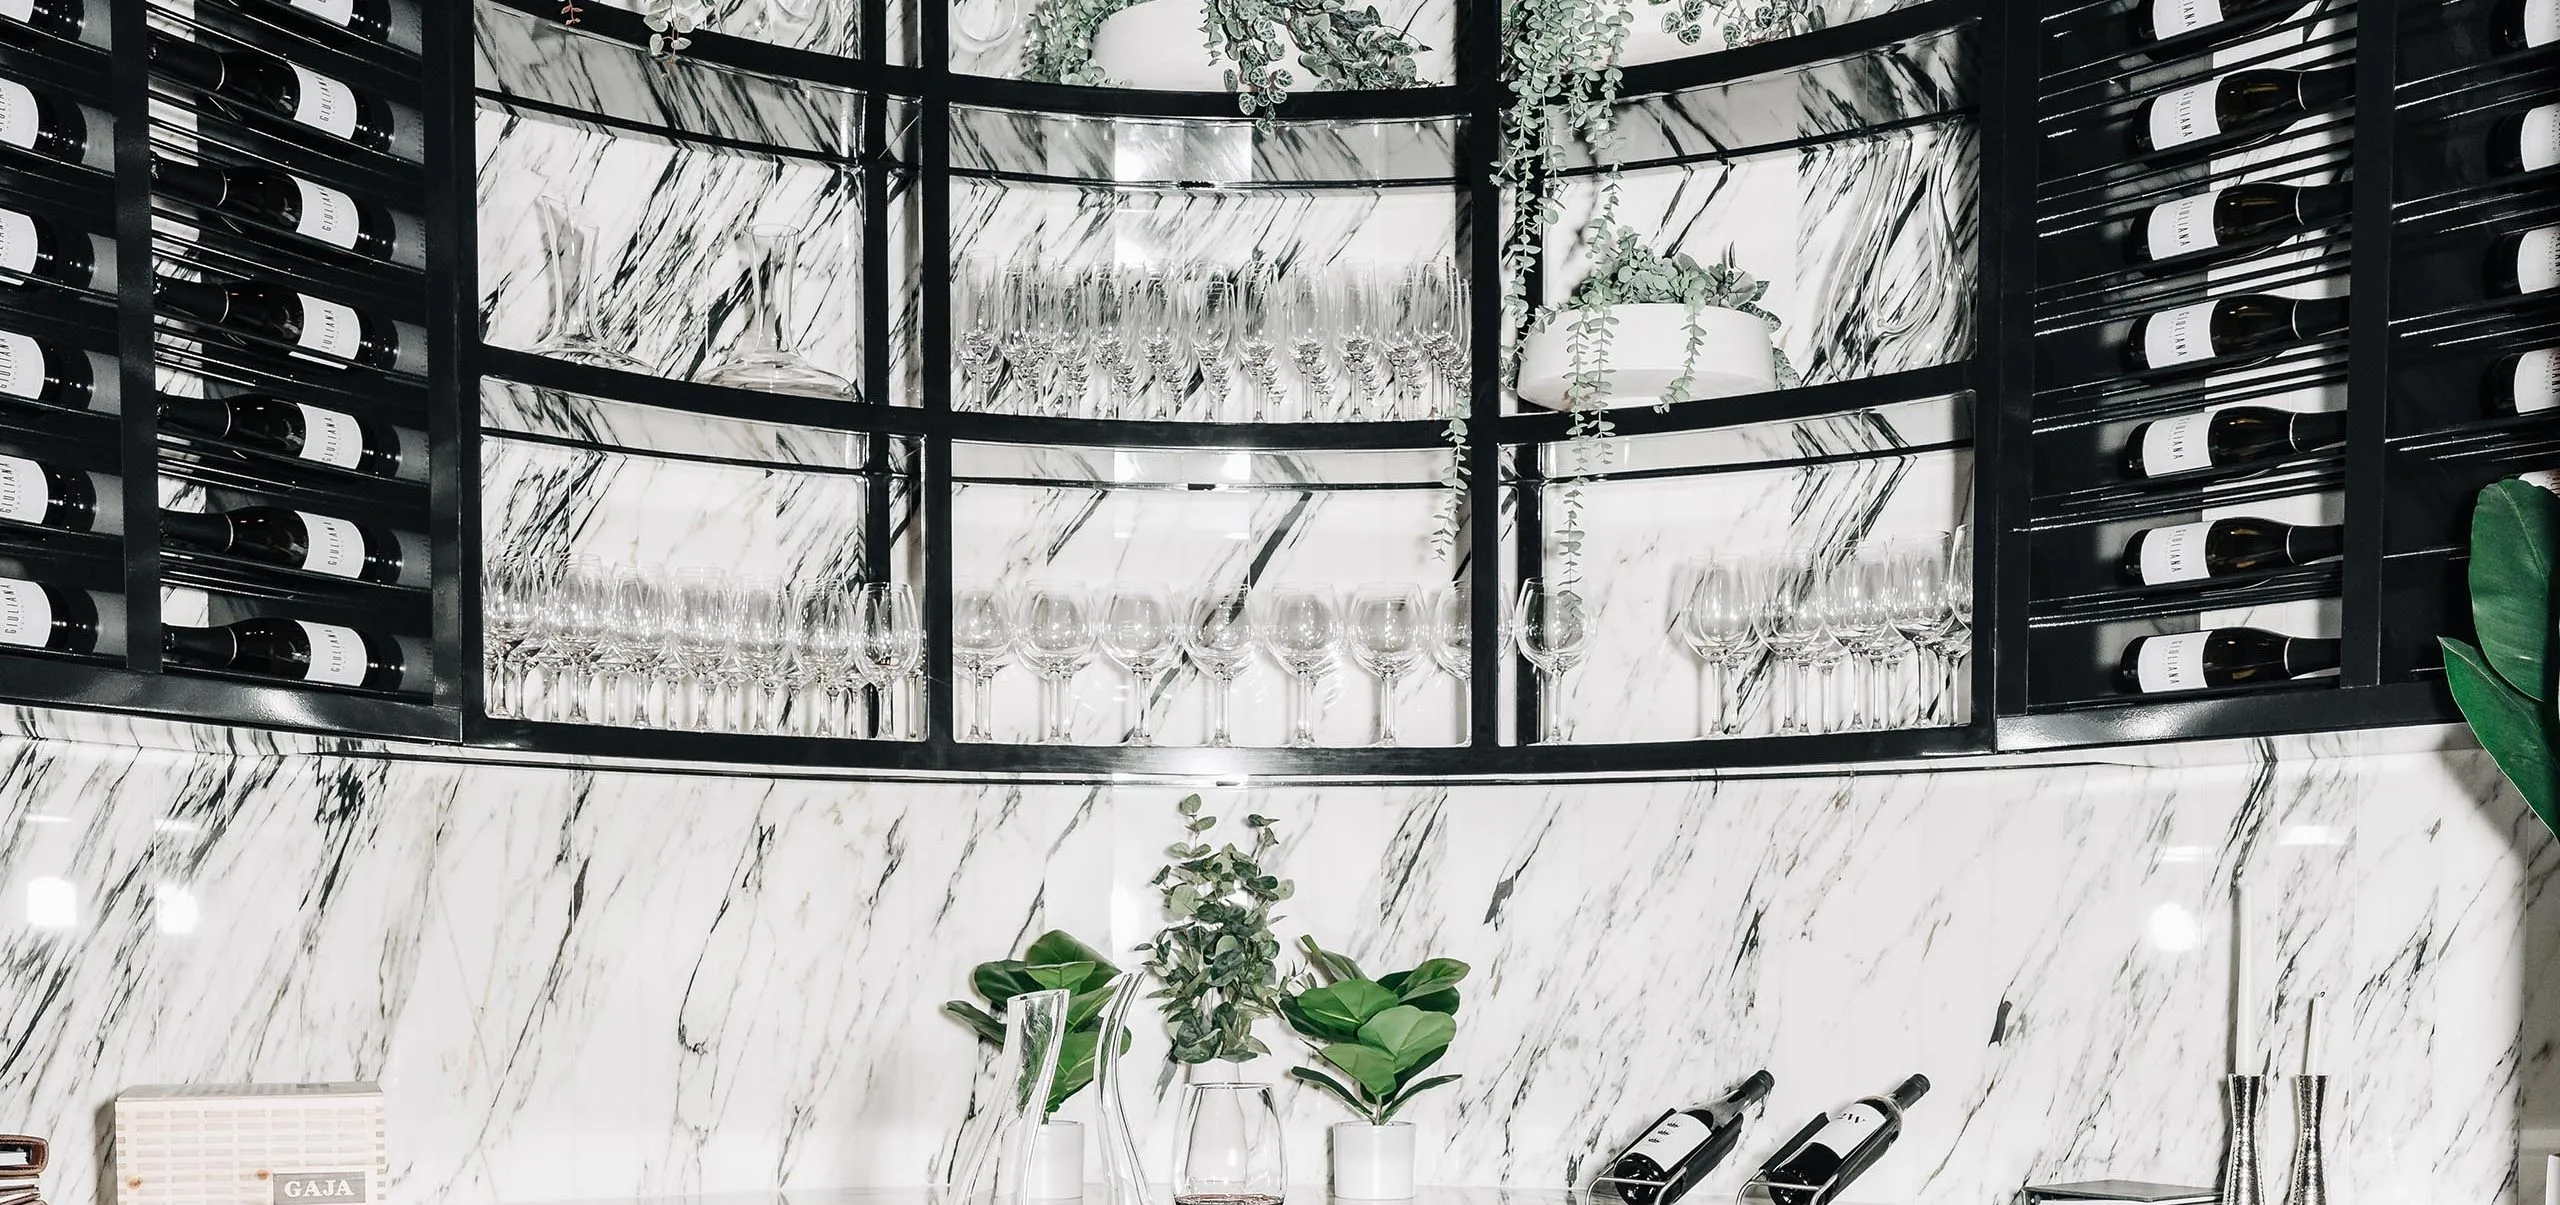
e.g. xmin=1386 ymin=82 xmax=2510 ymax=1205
xmin=1089 ymin=0 xmax=1452 ymax=90
xmin=1516 ymin=302 xmax=1778 ymax=410
xmin=1027 ymin=1120 xmax=1084 ymax=1200
xmin=1329 ymin=1121 xmax=1417 ymax=1200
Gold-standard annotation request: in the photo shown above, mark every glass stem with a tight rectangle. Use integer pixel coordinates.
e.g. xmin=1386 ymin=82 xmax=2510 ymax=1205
xmin=1209 ymin=676 xmax=1233 ymax=748
xmin=1291 ymin=672 xmax=1314 ymax=747
xmin=1705 ymin=660 xmax=1727 ymax=738
xmin=1131 ymin=669 xmax=1158 ymax=746
xmin=1376 ymin=670 xmax=1398 ymax=749
xmin=1538 ymin=669 xmax=1562 ymax=744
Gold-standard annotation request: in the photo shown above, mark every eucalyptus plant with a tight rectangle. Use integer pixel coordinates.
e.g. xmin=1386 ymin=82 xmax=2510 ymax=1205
xmin=1564 ymin=232 xmax=1802 ymax=401
xmin=2441 ymin=478 xmax=2560 ymax=839
xmin=1019 ymin=0 xmax=1427 ymax=114
xmin=641 ymin=0 xmax=704 ymax=58
xmin=945 ymin=930 xmax=1130 ymax=1117
xmin=1279 ymin=937 xmax=1468 ymax=1125
xmin=1142 ymin=795 xmax=1297 ymax=1064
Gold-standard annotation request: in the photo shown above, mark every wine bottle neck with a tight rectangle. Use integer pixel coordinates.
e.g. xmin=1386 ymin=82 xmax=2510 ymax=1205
xmin=2293 ymin=67 xmax=2355 ymax=112
xmin=148 ymin=34 xmax=225 ymax=91
xmin=2292 ymin=182 xmax=2352 ymax=228
xmin=2282 ymin=637 xmax=2342 ymax=677
xmin=1887 ymin=1074 xmax=1930 ymax=1110
xmin=2288 ymin=296 xmax=2351 ymax=339
xmin=159 ymin=509 xmax=233 ymax=551
xmin=158 ymin=395 xmax=236 ymax=438
xmin=2286 ymin=408 xmax=2349 ymax=449
xmin=154 ymin=277 xmax=229 ymax=322
xmin=162 ymin=623 xmax=237 ymax=666
xmin=2284 ymin=522 xmax=2346 ymax=564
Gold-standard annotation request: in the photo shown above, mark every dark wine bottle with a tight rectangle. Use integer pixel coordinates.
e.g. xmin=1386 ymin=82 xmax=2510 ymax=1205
xmin=0 ymin=453 xmax=94 ymax=532
xmin=0 ymin=574 xmax=99 ymax=653
xmin=2489 ymin=348 xmax=2560 ymax=415
xmin=2494 ymin=0 xmax=2555 ymax=50
xmin=153 ymin=275 xmax=403 ymax=370
xmin=2491 ymin=104 xmax=2560 ymax=177
xmin=0 ymin=75 xmax=89 ymax=164
xmin=2122 ymin=406 xmax=2349 ymax=478
xmin=2132 ymin=67 xmax=2354 ymax=158
xmin=2487 ymin=225 xmax=2560 ymax=296
xmin=2117 ymin=627 xmax=2341 ymax=692
xmin=162 ymin=616 xmax=407 ymax=690
xmin=0 ymin=328 xmax=103 ymax=410
xmin=1741 ymin=1076 xmax=1930 ymax=1205
xmin=161 ymin=504 xmax=406 ymax=584
xmin=0 ymin=0 xmax=85 ymax=40
xmin=2122 ymin=294 xmax=2349 ymax=371
xmin=2119 ymin=516 xmax=2344 ymax=585
xmin=1598 ymin=1071 xmax=1777 ymax=1205
xmin=158 ymin=395 xmax=410 ymax=478
xmin=148 ymin=35 xmax=393 ymax=152
xmin=247 ymin=0 xmax=395 ymax=41
xmin=0 ymin=205 xmax=101 ymax=290
xmin=153 ymin=157 xmax=399 ymax=261
xmin=2133 ymin=0 xmax=2300 ymax=44
xmin=2128 ymin=182 xmax=2349 ymax=267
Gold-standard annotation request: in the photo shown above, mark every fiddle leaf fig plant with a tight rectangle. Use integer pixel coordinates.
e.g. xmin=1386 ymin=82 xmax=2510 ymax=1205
xmin=1142 ymin=795 xmax=1296 ymax=1064
xmin=2440 ymin=478 xmax=2560 ymax=839
xmin=1279 ymin=937 xmax=1468 ymax=1124
xmin=945 ymin=930 xmax=1129 ymax=1116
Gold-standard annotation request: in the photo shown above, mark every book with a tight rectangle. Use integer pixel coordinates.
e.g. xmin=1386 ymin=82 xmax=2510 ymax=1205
xmin=0 ymin=1136 xmax=44 ymax=1174
xmin=2026 ymin=1181 xmax=2219 ymax=1204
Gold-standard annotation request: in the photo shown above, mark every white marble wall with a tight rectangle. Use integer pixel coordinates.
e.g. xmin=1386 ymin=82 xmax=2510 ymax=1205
xmin=0 ymin=732 xmax=2549 ymax=1205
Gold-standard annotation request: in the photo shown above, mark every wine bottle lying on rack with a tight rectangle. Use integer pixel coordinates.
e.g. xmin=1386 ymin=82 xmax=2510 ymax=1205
xmin=0 ymin=327 xmax=117 ymax=412
xmin=162 ymin=504 xmax=416 ymax=584
xmin=2132 ymin=0 xmax=2303 ymax=45
xmin=0 ymin=205 xmax=109 ymax=291
xmin=2488 ymin=225 xmax=2560 ymax=296
xmin=2490 ymin=348 xmax=2560 ymax=414
xmin=2128 ymin=181 xmax=2349 ymax=268
xmin=0 ymin=453 xmax=113 ymax=533
xmin=2120 ymin=516 xmax=2343 ymax=584
xmin=2495 ymin=0 xmax=2555 ymax=50
xmin=0 ymin=0 xmax=86 ymax=42
xmin=1740 ymin=1076 xmax=1930 ymax=1205
xmin=154 ymin=157 xmax=421 ymax=267
xmin=2121 ymin=293 xmax=2349 ymax=371
xmin=163 ymin=616 xmax=413 ymax=691
xmin=2492 ymin=104 xmax=2560 ymax=177
xmin=153 ymin=272 xmax=424 ymax=373
xmin=0 ymin=75 xmax=109 ymax=171
xmin=0 ymin=575 xmax=115 ymax=654
xmin=147 ymin=34 xmax=415 ymax=158
xmin=2122 ymin=405 xmax=2349 ymax=478
xmin=159 ymin=394 xmax=423 ymax=481
xmin=240 ymin=0 xmax=419 ymax=50
xmin=1597 ymin=1071 xmax=1777 ymax=1205
xmin=2133 ymin=67 xmax=2353 ymax=159
xmin=2118 ymin=626 xmax=2339 ymax=692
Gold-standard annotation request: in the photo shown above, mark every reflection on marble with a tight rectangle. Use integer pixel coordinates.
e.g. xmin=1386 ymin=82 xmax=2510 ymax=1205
xmin=952 ymin=180 xmax=1457 ymax=276
xmin=1590 ymin=19 xmax=1973 ymax=168
xmin=481 ymin=434 xmax=876 ymax=583
xmin=949 ymin=109 xmax=1462 ymax=185
xmin=483 ymin=379 xmax=881 ymax=469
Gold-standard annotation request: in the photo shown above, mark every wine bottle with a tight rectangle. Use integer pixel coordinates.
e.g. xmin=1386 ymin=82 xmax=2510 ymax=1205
xmin=2122 ymin=406 xmax=2349 ymax=478
xmin=161 ymin=504 xmax=408 ymax=584
xmin=1598 ymin=1071 xmax=1777 ymax=1205
xmin=0 ymin=75 xmax=91 ymax=165
xmin=2494 ymin=0 xmax=2555 ymax=50
xmin=2119 ymin=516 xmax=2344 ymax=584
xmin=1740 ymin=1076 xmax=1930 ymax=1205
xmin=0 ymin=328 xmax=111 ymax=411
xmin=2122 ymin=294 xmax=2349 ymax=371
xmin=2132 ymin=67 xmax=2354 ymax=158
xmin=153 ymin=274 xmax=412 ymax=371
xmin=247 ymin=0 xmax=394 ymax=41
xmin=0 ymin=205 xmax=107 ymax=291
xmin=2133 ymin=0 xmax=2300 ymax=44
xmin=162 ymin=616 xmax=408 ymax=690
xmin=2489 ymin=348 xmax=2560 ymax=415
xmin=158 ymin=395 xmax=415 ymax=479
xmin=2117 ymin=627 xmax=2341 ymax=692
xmin=2491 ymin=104 xmax=2560 ymax=176
xmin=0 ymin=0 xmax=85 ymax=40
xmin=153 ymin=157 xmax=407 ymax=263
xmin=2128 ymin=182 xmax=2349 ymax=267
xmin=2487 ymin=224 xmax=2560 ymax=296
xmin=148 ymin=35 xmax=395 ymax=153
xmin=0 ymin=575 xmax=100 ymax=654
xmin=0 ymin=453 xmax=95 ymax=532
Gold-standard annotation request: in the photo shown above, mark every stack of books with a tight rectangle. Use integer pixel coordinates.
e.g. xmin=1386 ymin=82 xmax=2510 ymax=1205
xmin=1 ymin=1135 xmax=46 ymax=1205
xmin=2023 ymin=1182 xmax=2218 ymax=1205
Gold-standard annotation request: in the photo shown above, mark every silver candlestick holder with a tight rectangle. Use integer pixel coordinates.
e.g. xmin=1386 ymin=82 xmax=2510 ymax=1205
xmin=2223 ymin=1073 xmax=2269 ymax=1205
xmin=2282 ymin=1074 xmax=2329 ymax=1205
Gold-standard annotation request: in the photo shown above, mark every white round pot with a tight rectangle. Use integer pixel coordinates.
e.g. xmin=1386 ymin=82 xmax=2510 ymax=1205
xmin=1089 ymin=0 xmax=1451 ymax=90
xmin=1516 ymin=302 xmax=1778 ymax=410
xmin=1027 ymin=1120 xmax=1084 ymax=1200
xmin=1329 ymin=1121 xmax=1416 ymax=1200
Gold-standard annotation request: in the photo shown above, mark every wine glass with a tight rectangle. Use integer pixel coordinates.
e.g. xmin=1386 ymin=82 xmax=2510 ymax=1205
xmin=1678 ymin=556 xmax=1761 ymax=737
xmin=1884 ymin=533 xmax=1953 ymax=726
xmin=1098 ymin=583 xmax=1179 ymax=746
xmin=953 ymin=579 xmax=1016 ymax=742
xmin=1348 ymin=582 xmax=1424 ymax=748
xmin=1136 ymin=271 xmax=1191 ymax=420
xmin=857 ymin=582 xmax=924 ymax=739
xmin=1427 ymin=582 xmax=1471 ymax=737
xmin=1511 ymin=577 xmax=1589 ymax=745
xmin=1750 ymin=553 xmax=1821 ymax=736
xmin=1942 ymin=526 xmax=1975 ymax=723
xmin=597 ymin=565 xmax=668 ymax=727
xmin=1019 ymin=582 xmax=1095 ymax=744
xmin=1187 ymin=275 xmax=1239 ymax=423
xmin=732 ymin=575 xmax=791 ymax=733
xmin=541 ymin=555 xmax=610 ymax=723
xmin=1281 ymin=273 xmax=1339 ymax=421
xmin=1824 ymin=556 xmax=1899 ymax=732
xmin=1236 ymin=267 xmax=1284 ymax=422
xmin=482 ymin=554 xmax=535 ymax=719
xmin=1260 ymin=584 xmax=1342 ymax=748
xmin=800 ymin=585 xmax=858 ymax=738
xmin=955 ymin=259 xmax=1004 ymax=412
xmin=1338 ymin=265 xmax=1389 ymax=421
xmin=673 ymin=567 xmax=735 ymax=731
xmin=1181 ymin=587 xmax=1258 ymax=748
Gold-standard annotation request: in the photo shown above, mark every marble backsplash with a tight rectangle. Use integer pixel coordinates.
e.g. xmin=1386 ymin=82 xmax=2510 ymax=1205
xmin=0 ymin=728 xmax=2549 ymax=1205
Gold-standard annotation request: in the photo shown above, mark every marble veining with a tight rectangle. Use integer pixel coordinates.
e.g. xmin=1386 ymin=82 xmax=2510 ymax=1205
xmin=481 ymin=434 xmax=880 ymax=584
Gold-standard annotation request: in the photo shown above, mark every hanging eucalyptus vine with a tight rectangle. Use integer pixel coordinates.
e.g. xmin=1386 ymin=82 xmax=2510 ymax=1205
xmin=642 ymin=0 xmax=704 ymax=60
xmin=1019 ymin=0 xmax=1427 ymax=113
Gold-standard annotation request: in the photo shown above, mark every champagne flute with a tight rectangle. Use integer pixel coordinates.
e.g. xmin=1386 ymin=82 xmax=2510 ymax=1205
xmin=955 ymin=259 xmax=1003 ymax=412
xmin=1099 ymin=583 xmax=1179 ymax=746
xmin=1511 ymin=577 xmax=1589 ymax=745
xmin=1020 ymin=582 xmax=1095 ymax=744
xmin=1188 ymin=275 xmax=1239 ymax=423
xmin=1181 ymin=587 xmax=1258 ymax=747
xmin=1282 ymin=273 xmax=1338 ymax=421
xmin=1260 ymin=584 xmax=1342 ymax=748
xmin=1349 ymin=582 xmax=1424 ymax=747
xmin=1136 ymin=271 xmax=1190 ymax=420
xmin=953 ymin=579 xmax=1016 ymax=742
xmin=1237 ymin=267 xmax=1284 ymax=422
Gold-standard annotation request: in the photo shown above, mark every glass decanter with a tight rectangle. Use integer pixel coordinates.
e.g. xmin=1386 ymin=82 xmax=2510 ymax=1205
xmin=699 ymin=225 xmax=855 ymax=399
xmin=945 ymin=987 xmax=1070 ymax=1205
xmin=530 ymin=196 xmax=652 ymax=373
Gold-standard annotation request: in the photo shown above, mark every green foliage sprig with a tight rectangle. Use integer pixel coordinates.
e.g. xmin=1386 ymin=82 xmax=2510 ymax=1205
xmin=1280 ymin=938 xmax=1468 ymax=1125
xmin=1563 ymin=232 xmax=1803 ymax=401
xmin=1019 ymin=0 xmax=1426 ymax=114
xmin=1142 ymin=795 xmax=1296 ymax=1064
xmin=2441 ymin=478 xmax=2560 ymax=839
xmin=944 ymin=931 xmax=1130 ymax=1117
xmin=641 ymin=0 xmax=701 ymax=60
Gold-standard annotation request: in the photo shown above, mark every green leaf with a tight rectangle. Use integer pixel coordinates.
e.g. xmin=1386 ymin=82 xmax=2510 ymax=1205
xmin=1024 ymin=930 xmax=1118 ymax=976
xmin=1379 ymin=958 xmax=1469 ymax=1006
xmin=1321 ymin=1042 xmax=1402 ymax=1098
xmin=1179 ymin=794 xmax=1203 ymax=815
xmin=1289 ymin=1066 xmax=1375 ymax=1120
xmin=1298 ymin=935 xmax=1367 ymax=985
xmin=1046 ymin=1027 xmax=1100 ymax=1116
xmin=974 ymin=960 xmax=1043 ymax=1006
xmin=2470 ymin=479 xmax=2560 ymax=700
xmin=1288 ymin=979 xmax=1400 ymax=1040
xmin=1379 ymin=1074 xmax=1461 ymax=1122
xmin=2444 ymin=637 xmax=2560 ymax=837
xmin=1358 ymin=1005 xmax=1456 ymax=1071
xmin=944 ymin=1000 xmax=1007 ymax=1046
xmin=1027 ymin=961 xmax=1099 ymax=991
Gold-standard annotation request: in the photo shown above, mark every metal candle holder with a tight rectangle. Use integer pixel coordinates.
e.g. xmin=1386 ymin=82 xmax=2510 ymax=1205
xmin=2223 ymin=1073 xmax=2269 ymax=1205
xmin=2282 ymin=1074 xmax=2329 ymax=1205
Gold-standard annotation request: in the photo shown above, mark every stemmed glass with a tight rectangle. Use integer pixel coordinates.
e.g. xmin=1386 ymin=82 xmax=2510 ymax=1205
xmin=1511 ymin=578 xmax=1589 ymax=745
xmin=999 ymin=265 xmax=1053 ymax=415
xmin=537 ymin=555 xmax=609 ymax=722
xmin=1678 ymin=557 xmax=1761 ymax=737
xmin=858 ymin=582 xmax=924 ymax=739
xmin=1181 ymin=587 xmax=1258 ymax=748
xmin=1188 ymin=277 xmax=1239 ymax=422
xmin=1419 ymin=259 xmax=1469 ymax=417
xmin=597 ymin=565 xmax=668 ymax=727
xmin=800 ymin=586 xmax=858 ymax=737
xmin=1098 ymin=584 xmax=1180 ymax=746
xmin=1338 ymin=268 xmax=1389 ymax=421
xmin=1282 ymin=274 xmax=1338 ymax=421
xmin=732 ymin=576 xmax=791 ymax=733
xmin=1382 ymin=268 xmax=1430 ymax=421
xmin=1941 ymin=527 xmax=1975 ymax=723
xmin=1050 ymin=271 xmax=1096 ymax=418
xmin=955 ymin=260 xmax=1003 ymax=411
xmin=1751 ymin=553 xmax=1821 ymax=736
xmin=673 ymin=567 xmax=735 ymax=731
xmin=1841 ymin=556 xmax=1909 ymax=731
xmin=1091 ymin=269 xmax=1144 ymax=419
xmin=482 ymin=554 xmax=535 ymax=718
xmin=1349 ymin=582 xmax=1423 ymax=748
xmin=1020 ymin=582 xmax=1095 ymax=744
xmin=1236 ymin=268 xmax=1284 ymax=422
xmin=953 ymin=579 xmax=1016 ymax=742
xmin=1261 ymin=585 xmax=1341 ymax=748
xmin=1135 ymin=272 xmax=1190 ymax=420
xmin=1427 ymin=583 xmax=1471 ymax=737
xmin=1884 ymin=534 xmax=1952 ymax=725
xmin=1822 ymin=557 xmax=1893 ymax=732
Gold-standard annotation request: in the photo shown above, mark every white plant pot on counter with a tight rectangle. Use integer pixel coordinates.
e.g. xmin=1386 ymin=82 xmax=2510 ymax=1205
xmin=1089 ymin=0 xmax=1452 ymax=91
xmin=1329 ymin=1121 xmax=1416 ymax=1200
xmin=1515 ymin=302 xmax=1778 ymax=410
xmin=1028 ymin=1120 xmax=1084 ymax=1200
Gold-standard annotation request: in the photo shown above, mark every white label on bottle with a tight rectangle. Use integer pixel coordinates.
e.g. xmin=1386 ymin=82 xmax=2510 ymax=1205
xmin=290 ymin=0 xmax=358 ymax=24
xmin=2518 ymin=226 xmax=2560 ymax=294
xmin=295 ymin=294 xmax=362 ymax=360
xmin=296 ymin=511 xmax=365 ymax=577
xmin=2528 ymin=0 xmax=2558 ymax=46
xmin=295 ymin=620 xmax=366 ymax=686
xmin=2522 ymin=105 xmax=2560 ymax=173
xmin=2147 ymin=78 xmax=2224 ymax=151
xmin=0 ymin=208 xmax=36 ymax=278
xmin=0 ymin=79 xmax=38 ymax=151
xmin=2145 ymin=193 xmax=2222 ymax=260
xmin=2140 ymin=412 xmax=2216 ymax=476
xmin=2142 ymin=301 xmax=2219 ymax=368
xmin=2136 ymin=631 xmax=2214 ymax=692
xmin=0 ymin=454 xmax=47 ymax=525
xmin=2137 ymin=521 xmax=2213 ymax=584
xmin=293 ymin=402 xmax=363 ymax=469
xmin=2521 ymin=468 xmax=2560 ymax=494
xmin=1626 ymin=1114 xmax=1713 ymax=1170
xmin=2515 ymin=349 xmax=2560 ymax=413
xmin=2151 ymin=0 xmax=2225 ymax=37
xmin=0 ymin=2 xmax=34 ymax=24
xmin=0 ymin=577 xmax=52 ymax=648
xmin=1802 ymin=1104 xmax=1889 ymax=1160
xmin=291 ymin=177 xmax=361 ymax=250
xmin=0 ymin=330 xmax=44 ymax=400
xmin=287 ymin=64 xmax=360 ymax=141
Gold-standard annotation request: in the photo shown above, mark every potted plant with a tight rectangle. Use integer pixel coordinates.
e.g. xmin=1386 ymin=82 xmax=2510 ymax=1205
xmin=1279 ymin=937 xmax=1468 ymax=1200
xmin=1517 ymin=231 xmax=1799 ymax=413
xmin=946 ymin=931 xmax=1130 ymax=1200
xmin=2439 ymin=478 xmax=2560 ymax=839
xmin=1021 ymin=0 xmax=1432 ymax=112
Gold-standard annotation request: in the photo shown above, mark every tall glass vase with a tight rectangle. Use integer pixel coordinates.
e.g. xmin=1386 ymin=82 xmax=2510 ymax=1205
xmin=531 ymin=197 xmax=652 ymax=372
xmin=946 ymin=988 xmax=1070 ymax=1205
xmin=1091 ymin=972 xmax=1150 ymax=1205
xmin=700 ymin=225 xmax=855 ymax=399
xmin=1172 ymin=1081 xmax=1286 ymax=1205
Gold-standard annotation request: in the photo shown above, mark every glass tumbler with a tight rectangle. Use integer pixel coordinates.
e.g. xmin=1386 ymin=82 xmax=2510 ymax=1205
xmin=1172 ymin=1082 xmax=1287 ymax=1205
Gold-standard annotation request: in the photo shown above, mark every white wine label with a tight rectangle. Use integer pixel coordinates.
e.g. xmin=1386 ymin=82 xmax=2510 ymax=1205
xmin=0 ymin=79 xmax=38 ymax=150
xmin=2514 ymin=349 xmax=2560 ymax=413
xmin=295 ymin=620 xmax=367 ymax=686
xmin=289 ymin=0 xmax=358 ymax=24
xmin=293 ymin=402 xmax=364 ymax=469
xmin=1626 ymin=1115 xmax=1713 ymax=1170
xmin=2521 ymin=468 xmax=2560 ymax=494
xmin=2518 ymin=226 xmax=2560 ymax=294
xmin=0 ymin=454 xmax=46 ymax=525
xmin=2145 ymin=193 xmax=2222 ymax=259
xmin=0 ymin=577 xmax=53 ymax=648
xmin=291 ymin=177 xmax=362 ymax=250
xmin=296 ymin=511 xmax=365 ymax=577
xmin=0 ymin=330 xmax=44 ymax=400
xmin=2137 ymin=521 xmax=2213 ymax=585
xmin=1803 ymin=1104 xmax=1889 ymax=1159
xmin=0 ymin=208 xmax=36 ymax=277
xmin=295 ymin=294 xmax=362 ymax=360
xmin=2136 ymin=631 xmax=2214 ymax=692
xmin=2140 ymin=412 xmax=2216 ymax=476
xmin=2151 ymin=0 xmax=2225 ymax=37
xmin=2529 ymin=0 xmax=2558 ymax=46
xmin=2523 ymin=105 xmax=2560 ymax=173
xmin=2142 ymin=301 xmax=2219 ymax=368
xmin=287 ymin=64 xmax=360 ymax=141
xmin=2147 ymin=78 xmax=2224 ymax=151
